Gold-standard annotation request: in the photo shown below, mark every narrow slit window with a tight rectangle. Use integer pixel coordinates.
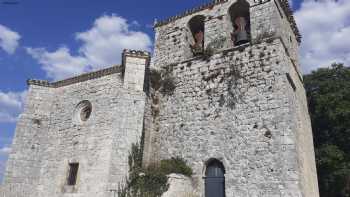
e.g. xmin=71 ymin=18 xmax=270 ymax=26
xmin=67 ymin=163 xmax=79 ymax=186
xmin=286 ymin=73 xmax=296 ymax=91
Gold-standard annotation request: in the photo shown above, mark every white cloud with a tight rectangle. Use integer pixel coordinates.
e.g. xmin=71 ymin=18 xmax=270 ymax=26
xmin=295 ymin=0 xmax=350 ymax=73
xmin=0 ymin=24 xmax=21 ymax=54
xmin=26 ymin=47 xmax=89 ymax=81
xmin=0 ymin=146 xmax=11 ymax=155
xmin=0 ymin=90 xmax=27 ymax=123
xmin=27 ymin=14 xmax=152 ymax=81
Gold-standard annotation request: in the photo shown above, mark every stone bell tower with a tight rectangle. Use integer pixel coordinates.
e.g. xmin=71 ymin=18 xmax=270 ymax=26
xmin=143 ymin=0 xmax=319 ymax=196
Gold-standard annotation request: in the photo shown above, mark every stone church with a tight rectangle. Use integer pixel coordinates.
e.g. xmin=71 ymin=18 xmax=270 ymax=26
xmin=0 ymin=0 xmax=320 ymax=196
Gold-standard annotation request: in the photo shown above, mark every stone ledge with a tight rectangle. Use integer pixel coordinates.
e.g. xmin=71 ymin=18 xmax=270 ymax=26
xmin=27 ymin=65 xmax=122 ymax=88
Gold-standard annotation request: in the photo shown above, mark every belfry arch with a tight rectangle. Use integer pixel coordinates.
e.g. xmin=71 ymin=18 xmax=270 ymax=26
xmin=188 ymin=15 xmax=205 ymax=55
xmin=228 ymin=0 xmax=251 ymax=46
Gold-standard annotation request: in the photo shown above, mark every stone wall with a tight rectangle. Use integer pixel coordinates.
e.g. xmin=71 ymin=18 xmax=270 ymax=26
xmin=2 ymin=52 xmax=149 ymax=197
xmin=153 ymin=0 xmax=301 ymax=73
xmin=2 ymin=84 xmax=54 ymax=197
xmin=145 ymin=38 xmax=319 ymax=196
xmin=162 ymin=174 xmax=196 ymax=197
xmin=1 ymin=0 xmax=318 ymax=196
xmin=282 ymin=48 xmax=319 ymax=197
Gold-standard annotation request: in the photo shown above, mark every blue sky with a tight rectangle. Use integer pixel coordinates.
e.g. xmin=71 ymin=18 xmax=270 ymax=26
xmin=0 ymin=0 xmax=349 ymax=182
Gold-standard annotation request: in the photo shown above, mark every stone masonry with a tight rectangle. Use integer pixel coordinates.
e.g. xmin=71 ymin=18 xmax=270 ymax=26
xmin=1 ymin=50 xmax=150 ymax=197
xmin=1 ymin=0 xmax=319 ymax=197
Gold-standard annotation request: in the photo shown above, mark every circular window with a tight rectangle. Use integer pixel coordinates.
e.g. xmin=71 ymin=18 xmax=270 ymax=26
xmin=74 ymin=100 xmax=92 ymax=123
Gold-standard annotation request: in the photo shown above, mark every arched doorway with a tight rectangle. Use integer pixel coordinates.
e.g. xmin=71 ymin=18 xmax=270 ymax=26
xmin=205 ymin=159 xmax=225 ymax=197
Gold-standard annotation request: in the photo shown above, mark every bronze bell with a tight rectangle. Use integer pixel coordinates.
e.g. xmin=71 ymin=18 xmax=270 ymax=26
xmin=190 ymin=31 xmax=204 ymax=55
xmin=232 ymin=17 xmax=249 ymax=45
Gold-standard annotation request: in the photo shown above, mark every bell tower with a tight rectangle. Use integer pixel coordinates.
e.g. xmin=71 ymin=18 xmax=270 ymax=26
xmin=145 ymin=0 xmax=319 ymax=196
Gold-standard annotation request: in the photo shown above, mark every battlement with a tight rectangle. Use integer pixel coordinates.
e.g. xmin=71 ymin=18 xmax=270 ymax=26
xmin=154 ymin=0 xmax=227 ymax=27
xmin=27 ymin=50 xmax=152 ymax=89
xmin=27 ymin=65 xmax=122 ymax=88
xmin=122 ymin=49 xmax=151 ymax=58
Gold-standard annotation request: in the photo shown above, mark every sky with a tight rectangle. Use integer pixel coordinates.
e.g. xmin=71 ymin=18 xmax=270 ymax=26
xmin=0 ymin=0 xmax=349 ymax=182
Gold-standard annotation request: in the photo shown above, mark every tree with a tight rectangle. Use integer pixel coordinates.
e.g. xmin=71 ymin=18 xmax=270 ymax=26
xmin=304 ymin=63 xmax=350 ymax=197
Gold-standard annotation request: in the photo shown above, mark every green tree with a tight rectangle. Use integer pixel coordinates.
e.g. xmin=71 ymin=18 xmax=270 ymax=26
xmin=304 ymin=63 xmax=350 ymax=197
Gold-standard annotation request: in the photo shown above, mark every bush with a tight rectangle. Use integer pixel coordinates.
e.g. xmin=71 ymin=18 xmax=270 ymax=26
xmin=119 ymin=142 xmax=193 ymax=197
xmin=160 ymin=76 xmax=176 ymax=96
xmin=160 ymin=157 xmax=193 ymax=177
xmin=149 ymin=67 xmax=176 ymax=96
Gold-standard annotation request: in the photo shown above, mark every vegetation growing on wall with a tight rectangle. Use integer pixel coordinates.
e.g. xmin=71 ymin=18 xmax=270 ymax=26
xmin=226 ymin=62 xmax=246 ymax=109
xmin=118 ymin=140 xmax=193 ymax=197
xmin=150 ymin=66 xmax=176 ymax=96
xmin=201 ymin=36 xmax=226 ymax=61
xmin=200 ymin=50 xmax=250 ymax=111
xmin=304 ymin=63 xmax=350 ymax=197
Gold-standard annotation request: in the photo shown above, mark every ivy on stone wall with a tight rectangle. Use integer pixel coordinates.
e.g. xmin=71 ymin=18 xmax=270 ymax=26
xmin=201 ymin=36 xmax=227 ymax=61
xmin=150 ymin=67 xmax=176 ymax=96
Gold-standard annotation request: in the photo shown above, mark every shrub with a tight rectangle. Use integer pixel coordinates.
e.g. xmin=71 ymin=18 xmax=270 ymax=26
xmin=149 ymin=67 xmax=176 ymax=96
xmin=160 ymin=76 xmax=176 ymax=96
xmin=160 ymin=157 xmax=193 ymax=177
xmin=118 ymin=142 xmax=193 ymax=197
xmin=150 ymin=69 xmax=162 ymax=91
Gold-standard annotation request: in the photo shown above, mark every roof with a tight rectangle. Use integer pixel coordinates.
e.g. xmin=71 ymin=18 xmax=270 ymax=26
xmin=27 ymin=65 xmax=122 ymax=88
xmin=154 ymin=0 xmax=301 ymax=43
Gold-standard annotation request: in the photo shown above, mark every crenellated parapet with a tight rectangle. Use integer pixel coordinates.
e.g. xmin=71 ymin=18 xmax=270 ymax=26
xmin=27 ymin=79 xmax=52 ymax=87
xmin=154 ymin=0 xmax=228 ymax=28
xmin=278 ymin=0 xmax=301 ymax=42
xmin=27 ymin=65 xmax=122 ymax=88
xmin=27 ymin=49 xmax=151 ymax=92
xmin=122 ymin=49 xmax=151 ymax=58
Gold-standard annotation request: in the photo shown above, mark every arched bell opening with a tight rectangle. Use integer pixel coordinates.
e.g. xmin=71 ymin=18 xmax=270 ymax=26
xmin=204 ymin=159 xmax=225 ymax=197
xmin=229 ymin=0 xmax=251 ymax=46
xmin=188 ymin=15 xmax=205 ymax=56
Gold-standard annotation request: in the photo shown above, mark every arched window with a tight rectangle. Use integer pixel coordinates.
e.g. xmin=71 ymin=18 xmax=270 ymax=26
xmin=188 ymin=15 xmax=205 ymax=56
xmin=205 ymin=159 xmax=225 ymax=197
xmin=229 ymin=0 xmax=250 ymax=46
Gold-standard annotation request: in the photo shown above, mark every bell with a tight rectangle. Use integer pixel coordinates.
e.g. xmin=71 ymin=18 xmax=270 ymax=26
xmin=233 ymin=17 xmax=249 ymax=45
xmin=190 ymin=31 xmax=204 ymax=55
xmin=235 ymin=31 xmax=249 ymax=45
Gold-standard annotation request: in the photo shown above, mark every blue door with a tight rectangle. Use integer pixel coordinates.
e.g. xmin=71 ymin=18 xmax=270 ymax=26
xmin=205 ymin=160 xmax=225 ymax=197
